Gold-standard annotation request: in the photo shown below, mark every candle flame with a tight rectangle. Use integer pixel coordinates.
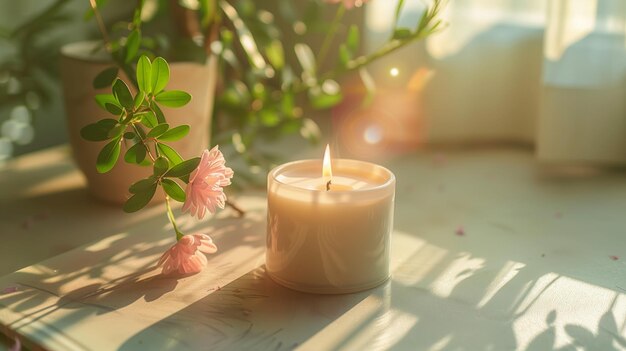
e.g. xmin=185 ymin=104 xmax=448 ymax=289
xmin=323 ymin=144 xmax=332 ymax=182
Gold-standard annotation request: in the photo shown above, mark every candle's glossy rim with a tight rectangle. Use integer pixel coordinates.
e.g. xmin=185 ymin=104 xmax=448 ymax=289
xmin=269 ymin=159 xmax=395 ymax=193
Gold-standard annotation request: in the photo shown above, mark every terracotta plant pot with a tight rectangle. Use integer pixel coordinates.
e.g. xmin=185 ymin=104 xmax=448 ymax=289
xmin=60 ymin=41 xmax=217 ymax=204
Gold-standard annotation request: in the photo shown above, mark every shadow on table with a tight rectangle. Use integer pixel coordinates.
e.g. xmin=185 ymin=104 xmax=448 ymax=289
xmin=0 ymin=183 xmax=162 ymax=276
xmin=115 ymin=263 xmax=626 ymax=351
xmin=5 ymin=149 xmax=626 ymax=349
xmin=118 ymin=265 xmax=372 ymax=351
xmin=0 ymin=207 xmax=266 ymax=348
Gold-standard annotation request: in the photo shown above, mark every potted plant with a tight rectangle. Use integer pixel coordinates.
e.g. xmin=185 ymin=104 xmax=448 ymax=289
xmin=79 ymin=53 xmax=235 ymax=275
xmin=61 ymin=0 xmax=444 ymax=203
xmin=61 ymin=0 xmax=219 ymax=203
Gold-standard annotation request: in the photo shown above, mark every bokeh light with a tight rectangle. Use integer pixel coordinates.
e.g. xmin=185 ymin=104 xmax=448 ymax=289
xmin=0 ymin=137 xmax=13 ymax=161
xmin=331 ymin=67 xmax=435 ymax=160
xmin=364 ymin=125 xmax=383 ymax=144
xmin=10 ymin=105 xmax=31 ymax=123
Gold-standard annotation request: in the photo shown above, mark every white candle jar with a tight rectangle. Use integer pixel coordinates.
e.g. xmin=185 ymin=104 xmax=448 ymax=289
xmin=266 ymin=159 xmax=396 ymax=294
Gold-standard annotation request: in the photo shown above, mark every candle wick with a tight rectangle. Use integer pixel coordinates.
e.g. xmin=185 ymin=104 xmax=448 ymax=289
xmin=326 ymin=180 xmax=331 ymax=191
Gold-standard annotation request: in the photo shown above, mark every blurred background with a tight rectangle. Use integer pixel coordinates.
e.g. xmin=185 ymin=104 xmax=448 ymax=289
xmin=0 ymin=0 xmax=624 ymax=168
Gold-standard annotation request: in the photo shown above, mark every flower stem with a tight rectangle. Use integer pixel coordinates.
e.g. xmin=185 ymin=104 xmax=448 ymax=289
xmin=88 ymin=0 xmax=110 ymax=49
xmin=88 ymin=0 xmax=139 ymax=89
xmin=165 ymin=195 xmax=183 ymax=240
xmin=131 ymin=123 xmax=156 ymax=162
xmin=316 ymin=5 xmax=346 ymax=71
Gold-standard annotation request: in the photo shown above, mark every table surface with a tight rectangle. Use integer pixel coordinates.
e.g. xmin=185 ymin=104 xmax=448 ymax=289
xmin=2 ymin=145 xmax=626 ymax=351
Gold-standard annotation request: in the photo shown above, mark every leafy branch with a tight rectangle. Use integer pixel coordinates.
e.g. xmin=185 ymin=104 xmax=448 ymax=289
xmin=209 ymin=0 xmax=445 ymax=186
xmin=82 ymin=0 xmax=446 ymax=189
xmin=329 ymin=0 xmax=445 ymax=78
xmin=81 ymin=56 xmax=194 ymax=234
xmin=88 ymin=0 xmax=146 ymax=89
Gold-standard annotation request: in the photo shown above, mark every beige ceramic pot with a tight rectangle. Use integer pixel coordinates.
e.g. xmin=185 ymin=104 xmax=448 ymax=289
xmin=60 ymin=41 xmax=217 ymax=204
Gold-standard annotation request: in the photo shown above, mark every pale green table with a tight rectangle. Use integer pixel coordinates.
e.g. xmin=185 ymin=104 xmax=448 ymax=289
xmin=1 ymin=146 xmax=626 ymax=350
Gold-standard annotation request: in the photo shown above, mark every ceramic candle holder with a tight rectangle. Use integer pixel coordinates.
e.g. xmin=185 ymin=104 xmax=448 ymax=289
xmin=266 ymin=159 xmax=396 ymax=294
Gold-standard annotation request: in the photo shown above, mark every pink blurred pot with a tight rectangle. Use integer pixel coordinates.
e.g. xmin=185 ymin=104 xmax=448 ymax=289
xmin=60 ymin=41 xmax=217 ymax=204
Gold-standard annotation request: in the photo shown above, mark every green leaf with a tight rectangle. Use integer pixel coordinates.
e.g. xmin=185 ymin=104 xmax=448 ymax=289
xmin=151 ymin=102 xmax=166 ymax=124
xmin=199 ymin=0 xmax=216 ymax=27
xmin=123 ymin=132 xmax=136 ymax=139
xmin=136 ymin=55 xmax=152 ymax=94
xmin=124 ymin=142 xmax=147 ymax=164
xmin=393 ymin=28 xmax=412 ymax=40
xmin=107 ymin=124 xmax=125 ymax=138
xmin=416 ymin=6 xmax=430 ymax=32
xmin=95 ymin=94 xmax=119 ymax=111
xmin=265 ymin=40 xmax=284 ymax=70
xmin=281 ymin=119 xmax=301 ymax=134
xmin=309 ymin=86 xmax=343 ymax=110
xmin=147 ymin=123 xmax=169 ymax=138
xmin=346 ymin=25 xmax=359 ymax=53
xmin=157 ymin=143 xmax=183 ymax=165
xmin=164 ymin=157 xmax=200 ymax=177
xmin=393 ymin=0 xmax=406 ymax=30
xmin=154 ymin=90 xmax=192 ymax=108
xmin=96 ymin=138 xmax=121 ymax=173
xmin=134 ymin=90 xmax=145 ymax=109
xmin=93 ymin=67 xmax=118 ymax=89
xmin=429 ymin=19 xmax=444 ymax=33
xmin=129 ymin=177 xmax=156 ymax=194
xmin=339 ymin=44 xmax=351 ymax=68
xmin=99 ymin=119 xmax=118 ymax=128
xmin=105 ymin=103 xmax=123 ymax=115
xmin=260 ymin=110 xmax=280 ymax=127
xmin=154 ymin=156 xmax=169 ymax=176
xmin=112 ymin=79 xmax=134 ymax=109
xmin=138 ymin=111 xmax=157 ymax=128
xmin=123 ymin=183 xmax=157 ymax=213
xmin=180 ymin=174 xmax=192 ymax=184
xmin=124 ymin=30 xmax=141 ymax=63
xmin=294 ymin=43 xmax=316 ymax=76
xmin=151 ymin=57 xmax=170 ymax=94
xmin=161 ymin=178 xmax=186 ymax=202
xmin=158 ymin=125 xmax=190 ymax=142
xmin=80 ymin=127 xmax=107 ymax=142
xmin=281 ymin=92 xmax=295 ymax=117
xmin=139 ymin=159 xmax=152 ymax=167
xmin=80 ymin=119 xmax=118 ymax=141
xmin=220 ymin=1 xmax=267 ymax=70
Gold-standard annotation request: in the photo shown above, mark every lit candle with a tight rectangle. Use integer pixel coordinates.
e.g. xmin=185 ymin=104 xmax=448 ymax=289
xmin=266 ymin=145 xmax=396 ymax=294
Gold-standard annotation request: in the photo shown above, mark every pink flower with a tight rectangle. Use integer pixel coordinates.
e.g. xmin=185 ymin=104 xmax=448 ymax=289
xmin=325 ymin=0 xmax=367 ymax=9
xmin=158 ymin=233 xmax=218 ymax=275
xmin=182 ymin=146 xmax=234 ymax=219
